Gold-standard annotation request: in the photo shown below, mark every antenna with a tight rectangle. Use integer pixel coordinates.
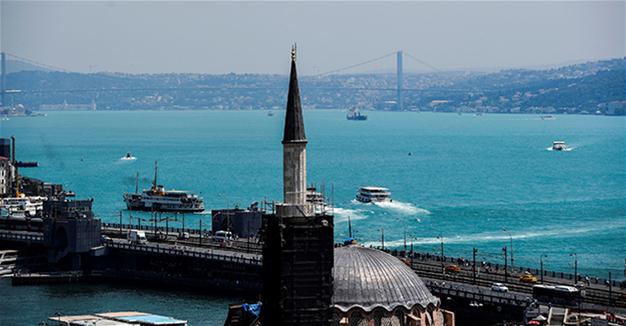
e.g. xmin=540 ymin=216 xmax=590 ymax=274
xmin=135 ymin=172 xmax=139 ymax=194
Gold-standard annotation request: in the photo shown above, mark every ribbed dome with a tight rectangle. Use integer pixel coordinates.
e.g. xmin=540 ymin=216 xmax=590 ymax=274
xmin=333 ymin=245 xmax=439 ymax=313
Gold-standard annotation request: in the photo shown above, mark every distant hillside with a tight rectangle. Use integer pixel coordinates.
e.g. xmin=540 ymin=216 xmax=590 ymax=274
xmin=3 ymin=57 xmax=625 ymax=115
xmin=5 ymin=59 xmax=50 ymax=73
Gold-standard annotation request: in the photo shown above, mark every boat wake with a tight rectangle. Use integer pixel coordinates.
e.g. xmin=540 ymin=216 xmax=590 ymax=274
xmin=366 ymin=220 xmax=624 ymax=248
xmin=546 ymin=147 xmax=574 ymax=152
xmin=333 ymin=207 xmax=369 ymax=223
xmin=373 ymin=200 xmax=431 ymax=216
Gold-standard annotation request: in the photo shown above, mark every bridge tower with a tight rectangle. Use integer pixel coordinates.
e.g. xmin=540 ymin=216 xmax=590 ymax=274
xmin=1 ymin=52 xmax=6 ymax=108
xmin=396 ymin=50 xmax=403 ymax=111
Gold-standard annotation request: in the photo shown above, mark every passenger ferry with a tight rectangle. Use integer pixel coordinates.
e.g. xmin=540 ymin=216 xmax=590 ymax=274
xmin=306 ymin=185 xmax=328 ymax=213
xmin=0 ymin=196 xmax=46 ymax=219
xmin=355 ymin=186 xmax=392 ymax=203
xmin=552 ymin=141 xmax=568 ymax=151
xmin=123 ymin=162 xmax=204 ymax=213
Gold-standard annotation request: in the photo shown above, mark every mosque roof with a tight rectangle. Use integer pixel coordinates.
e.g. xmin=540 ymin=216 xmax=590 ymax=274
xmin=333 ymin=245 xmax=439 ymax=313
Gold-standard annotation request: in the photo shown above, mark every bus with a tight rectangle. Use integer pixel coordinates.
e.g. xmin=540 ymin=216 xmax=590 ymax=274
xmin=532 ymin=284 xmax=582 ymax=306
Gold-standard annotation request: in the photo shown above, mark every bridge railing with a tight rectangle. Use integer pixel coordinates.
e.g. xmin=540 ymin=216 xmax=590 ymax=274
xmin=105 ymin=241 xmax=262 ymax=266
xmin=102 ymin=222 xmax=205 ymax=236
xmin=0 ymin=230 xmax=43 ymax=243
xmin=424 ymin=279 xmax=533 ymax=307
xmin=383 ymin=248 xmax=622 ymax=288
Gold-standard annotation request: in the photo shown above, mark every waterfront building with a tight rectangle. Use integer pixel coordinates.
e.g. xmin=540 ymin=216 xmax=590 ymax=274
xmin=0 ymin=156 xmax=12 ymax=197
xmin=212 ymin=204 xmax=264 ymax=238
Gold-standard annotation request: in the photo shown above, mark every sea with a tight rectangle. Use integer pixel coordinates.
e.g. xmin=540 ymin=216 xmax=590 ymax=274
xmin=0 ymin=110 xmax=624 ymax=325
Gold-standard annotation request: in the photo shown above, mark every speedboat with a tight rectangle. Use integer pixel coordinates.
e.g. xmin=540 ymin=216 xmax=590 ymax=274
xmin=552 ymin=141 xmax=567 ymax=151
xmin=121 ymin=152 xmax=137 ymax=160
xmin=355 ymin=186 xmax=391 ymax=203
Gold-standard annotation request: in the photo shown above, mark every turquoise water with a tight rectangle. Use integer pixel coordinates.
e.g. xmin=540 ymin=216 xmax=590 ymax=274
xmin=1 ymin=111 xmax=625 ymax=275
xmin=0 ymin=111 xmax=624 ymax=324
xmin=0 ymin=278 xmax=238 ymax=325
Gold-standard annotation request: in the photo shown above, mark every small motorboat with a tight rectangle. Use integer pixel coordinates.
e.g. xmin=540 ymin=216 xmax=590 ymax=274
xmin=120 ymin=152 xmax=137 ymax=161
xmin=551 ymin=141 xmax=567 ymax=151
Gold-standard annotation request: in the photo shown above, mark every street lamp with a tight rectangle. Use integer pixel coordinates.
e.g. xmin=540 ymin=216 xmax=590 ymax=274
xmin=436 ymin=235 xmax=444 ymax=276
xmin=503 ymin=227 xmax=514 ymax=271
xmin=540 ymin=254 xmax=547 ymax=283
xmin=570 ymin=253 xmax=578 ymax=284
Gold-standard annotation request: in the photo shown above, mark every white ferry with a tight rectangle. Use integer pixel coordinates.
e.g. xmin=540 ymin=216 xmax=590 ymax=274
xmin=552 ymin=141 xmax=568 ymax=151
xmin=306 ymin=185 xmax=328 ymax=214
xmin=0 ymin=196 xmax=46 ymax=219
xmin=123 ymin=162 xmax=204 ymax=213
xmin=355 ymin=186 xmax=392 ymax=203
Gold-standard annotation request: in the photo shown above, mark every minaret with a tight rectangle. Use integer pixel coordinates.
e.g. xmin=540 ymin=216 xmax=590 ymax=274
xmin=261 ymin=46 xmax=333 ymax=326
xmin=278 ymin=45 xmax=313 ymax=217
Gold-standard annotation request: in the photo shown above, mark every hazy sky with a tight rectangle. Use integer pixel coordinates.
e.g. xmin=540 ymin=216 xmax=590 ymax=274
xmin=1 ymin=1 xmax=624 ymax=75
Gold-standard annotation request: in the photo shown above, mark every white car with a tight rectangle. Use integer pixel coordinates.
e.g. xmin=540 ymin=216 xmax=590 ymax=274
xmin=491 ymin=283 xmax=509 ymax=292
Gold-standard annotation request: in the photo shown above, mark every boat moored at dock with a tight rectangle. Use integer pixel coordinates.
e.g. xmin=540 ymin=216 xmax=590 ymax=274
xmin=0 ymin=196 xmax=46 ymax=219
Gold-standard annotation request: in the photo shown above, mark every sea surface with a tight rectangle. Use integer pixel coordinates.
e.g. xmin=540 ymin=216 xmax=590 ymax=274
xmin=0 ymin=110 xmax=624 ymax=325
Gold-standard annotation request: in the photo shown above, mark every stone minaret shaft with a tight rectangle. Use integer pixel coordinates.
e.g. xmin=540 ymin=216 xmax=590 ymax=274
xmin=282 ymin=47 xmax=307 ymax=206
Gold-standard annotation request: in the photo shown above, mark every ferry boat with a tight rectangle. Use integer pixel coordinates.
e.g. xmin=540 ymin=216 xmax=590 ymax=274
xmin=552 ymin=141 xmax=568 ymax=151
xmin=355 ymin=186 xmax=392 ymax=203
xmin=123 ymin=162 xmax=204 ymax=213
xmin=0 ymin=196 xmax=46 ymax=219
xmin=347 ymin=108 xmax=367 ymax=121
xmin=306 ymin=185 xmax=328 ymax=213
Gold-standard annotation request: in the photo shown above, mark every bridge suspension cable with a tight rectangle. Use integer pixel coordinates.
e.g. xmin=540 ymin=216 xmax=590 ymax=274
xmin=314 ymin=51 xmax=397 ymax=77
xmin=403 ymin=52 xmax=442 ymax=72
xmin=3 ymin=52 xmax=71 ymax=73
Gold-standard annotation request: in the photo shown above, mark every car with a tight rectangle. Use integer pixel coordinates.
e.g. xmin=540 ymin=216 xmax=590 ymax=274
xmin=491 ymin=282 xmax=509 ymax=292
xmin=520 ymin=272 xmax=538 ymax=283
xmin=445 ymin=264 xmax=461 ymax=273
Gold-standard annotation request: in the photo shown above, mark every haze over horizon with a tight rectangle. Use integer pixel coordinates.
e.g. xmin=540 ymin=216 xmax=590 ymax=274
xmin=1 ymin=1 xmax=624 ymax=75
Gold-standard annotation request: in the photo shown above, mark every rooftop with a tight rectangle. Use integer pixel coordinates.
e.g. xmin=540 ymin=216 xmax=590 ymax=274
xmin=333 ymin=245 xmax=439 ymax=313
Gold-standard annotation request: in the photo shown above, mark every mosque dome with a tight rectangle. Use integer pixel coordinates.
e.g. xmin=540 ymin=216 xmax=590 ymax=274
xmin=333 ymin=245 xmax=448 ymax=326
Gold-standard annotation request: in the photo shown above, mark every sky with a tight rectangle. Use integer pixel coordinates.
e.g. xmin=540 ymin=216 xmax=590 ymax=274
xmin=1 ymin=1 xmax=624 ymax=75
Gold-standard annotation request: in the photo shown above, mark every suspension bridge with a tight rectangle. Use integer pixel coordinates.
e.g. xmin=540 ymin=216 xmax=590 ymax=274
xmin=0 ymin=50 xmax=458 ymax=111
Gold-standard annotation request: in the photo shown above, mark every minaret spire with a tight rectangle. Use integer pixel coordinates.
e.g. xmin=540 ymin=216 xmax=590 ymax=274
xmin=282 ymin=44 xmax=306 ymax=144
xmin=280 ymin=44 xmax=310 ymax=212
